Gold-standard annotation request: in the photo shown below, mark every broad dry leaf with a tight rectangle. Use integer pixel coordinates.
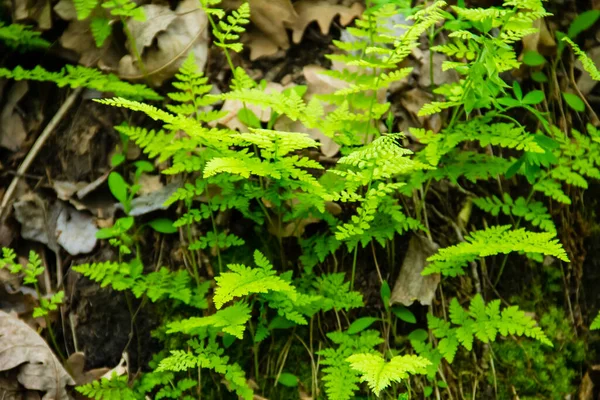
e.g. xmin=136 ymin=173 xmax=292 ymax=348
xmin=248 ymin=0 xmax=298 ymax=49
xmin=0 ymin=310 xmax=75 ymax=399
xmin=286 ymin=0 xmax=364 ymax=44
xmin=0 ymin=81 xmax=28 ymax=152
xmin=14 ymin=0 xmax=52 ymax=30
xmin=245 ymin=30 xmax=283 ymax=60
xmin=118 ymin=0 xmax=209 ymax=86
xmin=59 ymin=20 xmax=105 ymax=67
xmin=126 ymin=4 xmax=178 ymax=56
xmin=65 ymin=352 xmax=109 ymax=385
xmin=55 ymin=206 xmax=98 ymax=256
xmin=390 ymin=235 xmax=440 ymax=306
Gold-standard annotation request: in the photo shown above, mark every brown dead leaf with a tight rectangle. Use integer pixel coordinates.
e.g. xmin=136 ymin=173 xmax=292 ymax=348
xmin=0 ymin=81 xmax=28 ymax=152
xmin=522 ymin=18 xmax=556 ymax=56
xmin=249 ymin=0 xmax=298 ymax=49
xmin=0 ymin=310 xmax=75 ymax=399
xmin=578 ymin=371 xmax=594 ymax=400
xmin=53 ymin=0 xmax=78 ymax=21
xmin=287 ymin=0 xmax=364 ymax=44
xmin=417 ymin=51 xmax=459 ymax=88
xmin=65 ymin=352 xmax=110 ymax=386
xmin=13 ymin=0 xmax=52 ymax=30
xmin=118 ymin=0 xmax=209 ymax=86
xmin=390 ymin=235 xmax=440 ymax=306
xmin=245 ymin=30 xmax=284 ymax=60
xmin=400 ymin=88 xmax=433 ymax=126
xmin=59 ymin=20 xmax=105 ymax=67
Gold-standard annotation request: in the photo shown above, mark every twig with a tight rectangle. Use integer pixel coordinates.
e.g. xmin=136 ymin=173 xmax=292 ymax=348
xmin=0 ymin=88 xmax=83 ymax=220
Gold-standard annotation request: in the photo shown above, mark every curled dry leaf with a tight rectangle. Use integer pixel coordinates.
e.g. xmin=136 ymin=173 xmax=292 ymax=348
xmin=287 ymin=0 xmax=364 ymax=44
xmin=243 ymin=0 xmax=363 ymax=59
xmin=65 ymin=352 xmax=110 ymax=386
xmin=0 ymin=310 xmax=75 ymax=400
xmin=14 ymin=193 xmax=98 ymax=256
xmin=390 ymin=235 xmax=440 ymax=307
xmin=118 ymin=0 xmax=209 ymax=86
xmin=0 ymin=81 xmax=28 ymax=152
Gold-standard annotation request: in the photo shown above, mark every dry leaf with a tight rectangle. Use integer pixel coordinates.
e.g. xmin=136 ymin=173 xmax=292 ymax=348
xmin=123 ymin=181 xmax=181 ymax=216
xmin=245 ymin=30 xmax=283 ymax=60
xmin=59 ymin=20 xmax=105 ymax=67
xmin=0 ymin=81 xmax=28 ymax=152
xmin=14 ymin=194 xmax=98 ymax=256
xmin=65 ymin=352 xmax=110 ymax=386
xmin=0 ymin=310 xmax=75 ymax=399
xmin=55 ymin=206 xmax=98 ymax=256
xmin=53 ymin=0 xmax=78 ymax=21
xmin=400 ymin=88 xmax=433 ymax=125
xmin=118 ymin=0 xmax=209 ymax=86
xmin=287 ymin=0 xmax=363 ymax=44
xmin=126 ymin=5 xmax=179 ymax=56
xmin=390 ymin=235 xmax=440 ymax=306
xmin=521 ymin=18 xmax=556 ymax=55
xmin=248 ymin=0 xmax=298 ymax=49
xmin=13 ymin=0 xmax=52 ymax=30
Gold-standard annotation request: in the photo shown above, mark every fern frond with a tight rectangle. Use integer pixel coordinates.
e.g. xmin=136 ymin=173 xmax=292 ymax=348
xmin=563 ymin=38 xmax=600 ymax=81
xmin=73 ymin=0 xmax=100 ymax=19
xmin=167 ymin=302 xmax=251 ymax=338
xmin=213 ymin=250 xmax=297 ymax=308
xmin=473 ymin=194 xmax=556 ymax=234
xmin=318 ymin=330 xmax=384 ymax=400
xmin=314 ymin=273 xmax=363 ymax=311
xmin=213 ymin=2 xmax=250 ymax=53
xmin=0 ymin=23 xmax=50 ymax=50
xmin=346 ymin=353 xmax=429 ymax=396
xmin=423 ymin=225 xmax=569 ymax=277
xmin=428 ymin=295 xmax=552 ymax=362
xmin=0 ymin=65 xmax=160 ymax=100
xmin=591 ymin=313 xmax=600 ymax=330
xmin=76 ymin=373 xmax=137 ymax=400
xmin=90 ymin=17 xmax=112 ymax=47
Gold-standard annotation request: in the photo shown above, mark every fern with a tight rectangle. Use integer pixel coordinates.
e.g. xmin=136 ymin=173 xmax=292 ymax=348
xmin=423 ymin=225 xmax=569 ymax=277
xmin=73 ymin=259 xmax=201 ymax=306
xmin=0 ymin=65 xmax=160 ymax=100
xmin=317 ymin=330 xmax=384 ymax=400
xmin=0 ymin=23 xmax=50 ymax=50
xmin=167 ymin=302 xmax=251 ymax=339
xmin=213 ymin=250 xmax=296 ymax=308
xmin=76 ymin=373 xmax=138 ymax=400
xmin=346 ymin=353 xmax=429 ymax=396
xmin=157 ymin=336 xmax=253 ymax=400
xmin=73 ymin=0 xmax=99 ymax=20
xmin=313 ymin=273 xmax=363 ymax=311
xmin=473 ymin=193 xmax=556 ymax=234
xmin=90 ymin=17 xmax=112 ymax=47
xmin=102 ymin=0 xmax=145 ymax=21
xmin=592 ymin=313 xmax=600 ymax=330
xmin=212 ymin=2 xmax=250 ymax=53
xmin=563 ymin=37 xmax=600 ymax=81
xmin=428 ymin=294 xmax=552 ymax=363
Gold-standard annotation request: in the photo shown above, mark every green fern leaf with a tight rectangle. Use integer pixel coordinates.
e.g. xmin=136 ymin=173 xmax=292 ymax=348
xmin=213 ymin=250 xmax=296 ymax=308
xmin=423 ymin=225 xmax=569 ymax=277
xmin=591 ymin=313 xmax=600 ymax=330
xmin=167 ymin=302 xmax=251 ymax=338
xmin=346 ymin=353 xmax=429 ymax=396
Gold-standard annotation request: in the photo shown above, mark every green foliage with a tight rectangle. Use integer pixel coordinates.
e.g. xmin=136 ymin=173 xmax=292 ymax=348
xmin=0 ymin=23 xmax=49 ymax=50
xmin=491 ymin=308 xmax=585 ymax=399
xmin=428 ymin=294 xmax=552 ymax=363
xmin=473 ymin=194 xmax=556 ymax=234
xmin=346 ymin=353 xmax=429 ymax=396
xmin=0 ymin=65 xmax=160 ymax=100
xmin=212 ymin=2 xmax=250 ymax=53
xmin=592 ymin=313 xmax=600 ymax=330
xmin=423 ymin=226 xmax=569 ymax=277
xmin=73 ymin=0 xmax=99 ymax=20
xmin=72 ymin=259 xmax=200 ymax=306
xmin=213 ymin=250 xmax=297 ymax=308
xmin=317 ymin=330 xmax=384 ymax=400
xmin=76 ymin=373 xmax=138 ymax=400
